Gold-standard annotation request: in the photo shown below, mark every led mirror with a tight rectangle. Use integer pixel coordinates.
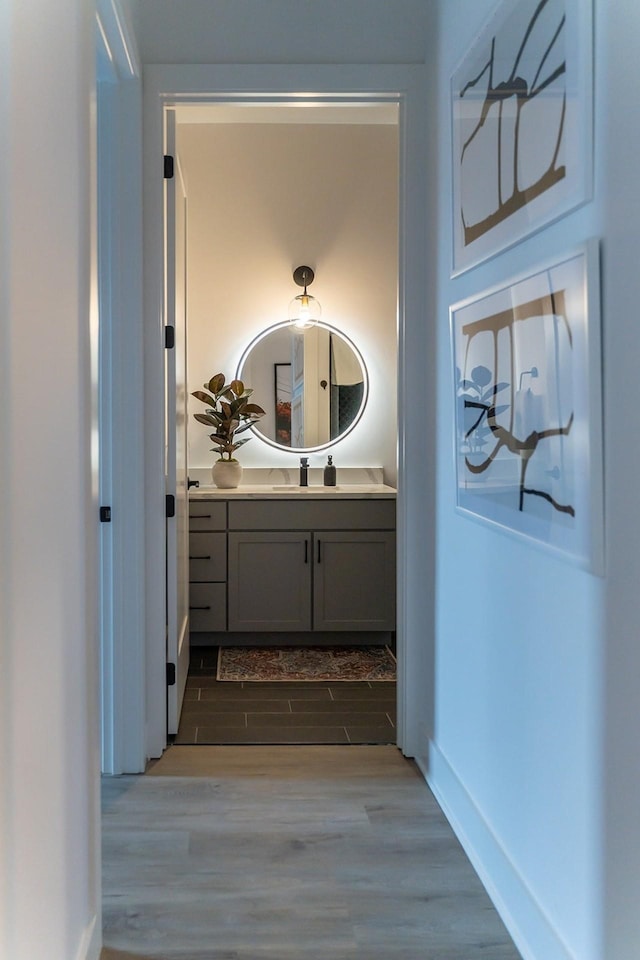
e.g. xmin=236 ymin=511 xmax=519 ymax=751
xmin=237 ymin=321 xmax=368 ymax=452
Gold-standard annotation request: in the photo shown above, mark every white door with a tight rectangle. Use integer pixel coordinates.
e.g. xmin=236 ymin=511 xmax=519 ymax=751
xmin=165 ymin=110 xmax=190 ymax=735
xmin=97 ymin=37 xmax=115 ymax=769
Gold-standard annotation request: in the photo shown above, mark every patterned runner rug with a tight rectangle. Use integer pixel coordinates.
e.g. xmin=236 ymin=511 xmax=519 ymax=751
xmin=216 ymin=645 xmax=396 ymax=682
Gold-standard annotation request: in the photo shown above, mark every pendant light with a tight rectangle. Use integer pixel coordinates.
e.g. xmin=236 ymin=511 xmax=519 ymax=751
xmin=288 ymin=265 xmax=321 ymax=329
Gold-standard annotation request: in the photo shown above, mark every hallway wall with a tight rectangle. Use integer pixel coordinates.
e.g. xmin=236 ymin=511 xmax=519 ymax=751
xmin=0 ymin=2 xmax=101 ymax=958
xmin=430 ymin=3 xmax=640 ymax=960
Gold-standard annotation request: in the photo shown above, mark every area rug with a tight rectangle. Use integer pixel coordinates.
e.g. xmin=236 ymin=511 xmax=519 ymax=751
xmin=216 ymin=645 xmax=396 ymax=682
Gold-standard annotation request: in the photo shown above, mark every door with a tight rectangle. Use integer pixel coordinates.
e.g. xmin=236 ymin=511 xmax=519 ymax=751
xmin=97 ymin=38 xmax=115 ymax=769
xmin=313 ymin=531 xmax=396 ymax=630
xmin=228 ymin=532 xmax=312 ymax=631
xmin=165 ymin=110 xmax=190 ymax=735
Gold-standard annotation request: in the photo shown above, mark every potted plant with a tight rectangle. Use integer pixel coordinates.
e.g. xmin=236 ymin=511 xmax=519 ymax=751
xmin=191 ymin=373 xmax=265 ymax=488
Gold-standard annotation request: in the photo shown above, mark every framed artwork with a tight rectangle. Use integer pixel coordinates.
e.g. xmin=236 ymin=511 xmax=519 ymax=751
xmin=451 ymin=240 xmax=603 ymax=572
xmin=451 ymin=0 xmax=593 ymax=275
xmin=274 ymin=363 xmax=292 ymax=447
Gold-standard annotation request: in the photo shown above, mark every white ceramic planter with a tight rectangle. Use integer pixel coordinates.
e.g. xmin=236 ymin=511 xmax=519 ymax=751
xmin=211 ymin=459 xmax=243 ymax=489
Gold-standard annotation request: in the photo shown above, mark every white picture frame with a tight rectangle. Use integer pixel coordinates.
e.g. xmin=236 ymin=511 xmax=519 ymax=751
xmin=451 ymin=240 xmax=603 ymax=572
xmin=451 ymin=0 xmax=593 ymax=275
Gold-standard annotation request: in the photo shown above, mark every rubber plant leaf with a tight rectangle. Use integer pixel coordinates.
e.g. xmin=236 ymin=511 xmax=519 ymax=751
xmin=208 ymin=373 xmax=225 ymax=394
xmin=193 ymin=413 xmax=219 ymax=427
xmin=192 ymin=390 xmax=217 ymax=406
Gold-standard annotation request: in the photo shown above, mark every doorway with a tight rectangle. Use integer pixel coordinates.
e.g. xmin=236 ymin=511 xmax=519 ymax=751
xmin=168 ymin=101 xmax=399 ymax=746
xmin=136 ymin=62 xmax=431 ymax=767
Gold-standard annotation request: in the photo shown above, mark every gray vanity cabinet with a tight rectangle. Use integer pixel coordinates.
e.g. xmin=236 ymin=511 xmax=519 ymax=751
xmin=189 ymin=495 xmax=396 ymax=640
xmin=225 ymin=499 xmax=396 ymax=634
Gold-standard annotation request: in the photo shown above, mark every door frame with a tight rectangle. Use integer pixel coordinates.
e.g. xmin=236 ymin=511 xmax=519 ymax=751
xmin=96 ymin=0 xmax=146 ymax=774
xmin=142 ymin=63 xmax=432 ymax=759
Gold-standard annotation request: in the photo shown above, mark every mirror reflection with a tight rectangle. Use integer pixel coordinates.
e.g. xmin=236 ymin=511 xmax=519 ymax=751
xmin=237 ymin=321 xmax=368 ymax=451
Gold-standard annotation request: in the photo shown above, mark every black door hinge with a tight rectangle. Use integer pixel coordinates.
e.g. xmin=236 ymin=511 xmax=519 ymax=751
xmin=163 ymin=154 xmax=174 ymax=179
xmin=164 ymin=325 xmax=175 ymax=349
xmin=166 ymin=662 xmax=176 ymax=686
xmin=99 ymin=506 xmax=111 ymax=523
xmin=166 ymin=494 xmax=176 ymax=518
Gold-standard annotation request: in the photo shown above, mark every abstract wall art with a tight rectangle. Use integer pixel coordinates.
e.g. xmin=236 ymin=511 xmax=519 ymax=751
xmin=451 ymin=241 xmax=603 ymax=571
xmin=451 ymin=0 xmax=593 ymax=274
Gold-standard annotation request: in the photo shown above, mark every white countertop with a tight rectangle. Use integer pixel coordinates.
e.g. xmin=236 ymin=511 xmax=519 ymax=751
xmin=190 ymin=483 xmax=396 ymax=499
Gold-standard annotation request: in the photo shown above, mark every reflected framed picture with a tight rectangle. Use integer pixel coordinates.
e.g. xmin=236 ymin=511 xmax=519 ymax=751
xmin=451 ymin=240 xmax=603 ymax=572
xmin=274 ymin=362 xmax=292 ymax=447
xmin=451 ymin=0 xmax=593 ymax=275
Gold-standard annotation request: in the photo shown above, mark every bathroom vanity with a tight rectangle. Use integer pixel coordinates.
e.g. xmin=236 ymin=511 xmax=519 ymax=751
xmin=188 ymin=484 xmax=396 ymax=645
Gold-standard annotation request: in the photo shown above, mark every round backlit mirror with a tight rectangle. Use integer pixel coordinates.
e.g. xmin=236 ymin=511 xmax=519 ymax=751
xmin=237 ymin=321 xmax=368 ymax=452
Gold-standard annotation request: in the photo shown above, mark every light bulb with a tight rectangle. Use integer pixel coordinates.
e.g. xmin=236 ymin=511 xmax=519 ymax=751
xmin=288 ymin=292 xmax=321 ymax=329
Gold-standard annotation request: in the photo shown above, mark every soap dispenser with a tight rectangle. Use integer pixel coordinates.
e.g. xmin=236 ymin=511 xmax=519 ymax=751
xmin=299 ymin=457 xmax=309 ymax=487
xmin=323 ymin=455 xmax=336 ymax=487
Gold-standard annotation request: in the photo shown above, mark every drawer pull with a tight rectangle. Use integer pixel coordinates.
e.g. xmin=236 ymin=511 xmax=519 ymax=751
xmin=190 ymin=514 xmax=212 ymax=519
xmin=190 ymin=605 xmax=211 ymax=611
xmin=189 ymin=555 xmax=211 ymax=560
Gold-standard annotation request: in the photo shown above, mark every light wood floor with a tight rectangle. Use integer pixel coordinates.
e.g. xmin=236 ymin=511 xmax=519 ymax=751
xmin=101 ymin=745 xmax=521 ymax=960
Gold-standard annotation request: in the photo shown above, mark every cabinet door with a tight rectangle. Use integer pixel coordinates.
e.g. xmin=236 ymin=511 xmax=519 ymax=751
xmin=228 ymin=532 xmax=312 ymax=631
xmin=313 ymin=531 xmax=396 ymax=631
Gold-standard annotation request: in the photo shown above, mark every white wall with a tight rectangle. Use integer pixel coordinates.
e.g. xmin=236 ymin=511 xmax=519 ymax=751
xmin=0 ymin=2 xmax=101 ymax=959
xmin=430 ymin=3 xmax=640 ymax=960
xmin=178 ymin=120 xmax=398 ymax=482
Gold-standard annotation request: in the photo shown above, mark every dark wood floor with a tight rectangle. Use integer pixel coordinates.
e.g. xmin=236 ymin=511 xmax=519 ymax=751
xmin=176 ymin=647 xmax=396 ymax=745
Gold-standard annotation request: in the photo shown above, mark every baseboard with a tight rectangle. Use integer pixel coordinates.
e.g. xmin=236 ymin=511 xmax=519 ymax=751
xmin=75 ymin=914 xmax=101 ymax=960
xmin=420 ymin=742 xmax=576 ymax=960
xmin=189 ymin=630 xmax=392 ymax=647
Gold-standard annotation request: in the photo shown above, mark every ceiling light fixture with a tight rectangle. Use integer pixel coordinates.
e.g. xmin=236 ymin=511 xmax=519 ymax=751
xmin=288 ymin=265 xmax=321 ymax=330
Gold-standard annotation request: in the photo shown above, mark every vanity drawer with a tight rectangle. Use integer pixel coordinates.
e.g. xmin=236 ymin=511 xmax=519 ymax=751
xmin=189 ymin=500 xmax=227 ymax=531
xmin=189 ymin=582 xmax=226 ymax=632
xmin=228 ymin=499 xmax=395 ymax=531
xmin=189 ymin=532 xmax=227 ymax=582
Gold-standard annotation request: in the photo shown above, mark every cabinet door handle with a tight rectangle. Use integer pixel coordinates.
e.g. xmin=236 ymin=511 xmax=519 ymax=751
xmin=189 ymin=555 xmax=211 ymax=560
xmin=190 ymin=605 xmax=211 ymax=611
xmin=317 ymin=539 xmax=321 ymax=563
xmin=304 ymin=539 xmax=308 ymax=564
